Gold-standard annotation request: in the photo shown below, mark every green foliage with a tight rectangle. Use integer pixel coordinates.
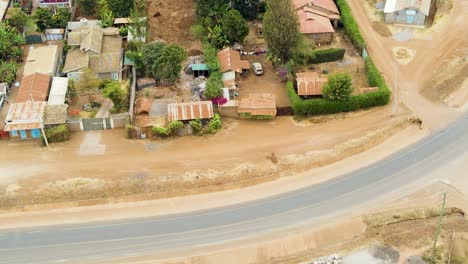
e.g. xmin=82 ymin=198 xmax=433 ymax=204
xmin=42 ymin=124 xmax=71 ymax=145
xmin=79 ymin=0 xmax=97 ymax=17
xmin=195 ymin=0 xmax=230 ymax=20
xmin=206 ymin=24 xmax=229 ymax=49
xmin=0 ymin=60 xmax=18 ymax=84
xmin=190 ymin=24 xmax=206 ymax=40
xmin=205 ymin=114 xmax=222 ymax=134
xmin=189 ymin=119 xmax=203 ymax=135
xmin=128 ymin=9 xmax=147 ymax=42
xmin=239 ymin=113 xmax=275 ymax=120
xmin=310 ymin=48 xmax=346 ymax=64
xmin=107 ymin=0 xmax=134 ymax=17
xmin=34 ymin=8 xmax=70 ymax=31
xmin=262 ymin=0 xmax=301 ymax=63
xmin=322 ymin=73 xmax=353 ymax=101
xmin=204 ymin=71 xmax=224 ymax=99
xmin=220 ymin=9 xmax=249 ymax=45
xmin=125 ymin=40 xmax=144 ymax=72
xmin=141 ymin=42 xmax=166 ymax=75
xmin=287 ymin=57 xmax=391 ymax=115
xmin=152 ymin=121 xmax=184 ymax=138
xmin=231 ymin=0 xmax=265 ymax=20
xmin=152 ymin=44 xmax=187 ymax=83
xmin=202 ymin=42 xmax=220 ymax=72
xmin=6 ymin=8 xmax=29 ymax=32
xmin=98 ymin=0 xmax=114 ymax=28
xmin=335 ymin=0 xmax=366 ymax=51
xmin=101 ymin=81 xmax=128 ymax=113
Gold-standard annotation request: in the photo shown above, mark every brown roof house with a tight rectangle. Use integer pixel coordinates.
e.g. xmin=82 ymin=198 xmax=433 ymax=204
xmin=217 ymin=48 xmax=250 ymax=89
xmin=296 ymin=72 xmax=327 ymax=96
xmin=167 ymin=101 xmax=214 ymax=121
xmin=63 ymin=25 xmax=123 ymax=81
xmin=4 ymin=101 xmax=48 ymax=142
xmin=16 ymin=73 xmax=52 ymax=102
xmin=238 ymin=93 xmax=277 ymax=119
xmin=294 ymin=0 xmax=340 ymax=44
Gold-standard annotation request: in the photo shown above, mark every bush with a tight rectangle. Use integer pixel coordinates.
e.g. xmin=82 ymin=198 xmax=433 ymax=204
xmin=335 ymin=0 xmax=366 ymax=52
xmin=152 ymin=120 xmax=184 ymax=138
xmin=205 ymin=114 xmax=222 ymax=134
xmin=189 ymin=119 xmax=203 ymax=135
xmin=239 ymin=113 xmax=275 ymax=120
xmin=310 ymin=48 xmax=345 ymax=64
xmin=42 ymin=124 xmax=70 ymax=145
xmin=322 ymin=73 xmax=353 ymax=101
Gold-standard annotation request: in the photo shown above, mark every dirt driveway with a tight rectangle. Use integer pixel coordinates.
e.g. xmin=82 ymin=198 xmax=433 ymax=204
xmin=237 ymin=48 xmax=291 ymax=108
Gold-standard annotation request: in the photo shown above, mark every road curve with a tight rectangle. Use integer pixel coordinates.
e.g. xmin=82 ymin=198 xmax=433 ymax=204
xmin=0 ymin=112 xmax=467 ymax=263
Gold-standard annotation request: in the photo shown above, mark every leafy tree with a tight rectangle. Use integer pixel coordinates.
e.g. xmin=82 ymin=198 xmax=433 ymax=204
xmin=220 ymin=9 xmax=249 ymax=45
xmin=152 ymin=44 xmax=187 ymax=83
xmin=34 ymin=8 xmax=70 ymax=31
xmin=34 ymin=8 xmax=52 ymax=31
xmin=141 ymin=42 xmax=165 ymax=75
xmin=128 ymin=10 xmax=147 ymax=42
xmin=322 ymin=73 xmax=354 ymax=101
xmin=232 ymin=0 xmax=265 ymax=20
xmin=0 ymin=23 xmax=25 ymax=61
xmin=195 ymin=0 xmax=230 ymax=20
xmin=6 ymin=8 xmax=29 ymax=32
xmin=107 ymin=0 xmax=134 ymax=18
xmin=206 ymin=24 xmax=228 ymax=49
xmin=102 ymin=80 xmax=128 ymax=112
xmin=51 ymin=8 xmax=71 ymax=28
xmin=262 ymin=0 xmax=301 ymax=63
xmin=98 ymin=0 xmax=114 ymax=28
xmin=0 ymin=61 xmax=18 ymax=84
xmin=203 ymin=71 xmax=223 ymax=99
xmin=203 ymin=42 xmax=220 ymax=71
xmin=79 ymin=0 xmax=97 ymax=17
xmin=125 ymin=40 xmax=144 ymax=72
xmin=133 ymin=0 xmax=146 ymax=17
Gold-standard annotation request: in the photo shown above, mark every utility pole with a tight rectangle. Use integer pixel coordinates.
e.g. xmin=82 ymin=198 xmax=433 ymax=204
xmin=432 ymin=192 xmax=447 ymax=261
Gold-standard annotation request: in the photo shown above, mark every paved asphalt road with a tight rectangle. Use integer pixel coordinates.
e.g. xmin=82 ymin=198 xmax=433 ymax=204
xmin=1 ymin=112 xmax=467 ymax=263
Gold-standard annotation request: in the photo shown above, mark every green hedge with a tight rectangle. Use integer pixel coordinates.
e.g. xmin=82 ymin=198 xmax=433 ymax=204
xmin=42 ymin=124 xmax=70 ymax=145
xmin=287 ymin=58 xmax=391 ymax=116
xmin=310 ymin=48 xmax=346 ymax=64
xmin=335 ymin=0 xmax=366 ymax=52
xmin=239 ymin=113 xmax=275 ymax=120
xmin=152 ymin=120 xmax=184 ymax=138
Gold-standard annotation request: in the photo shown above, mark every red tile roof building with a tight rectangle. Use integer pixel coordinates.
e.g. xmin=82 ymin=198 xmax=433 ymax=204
xmin=296 ymin=72 xmax=327 ymax=96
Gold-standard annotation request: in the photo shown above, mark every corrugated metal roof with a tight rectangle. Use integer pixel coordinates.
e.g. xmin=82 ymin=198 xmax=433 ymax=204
xmin=4 ymin=101 xmax=46 ymax=131
xmin=16 ymin=73 xmax=51 ymax=103
xmin=43 ymin=104 xmax=68 ymax=125
xmin=167 ymin=101 xmax=214 ymax=121
xmin=217 ymin=48 xmax=250 ymax=73
xmin=48 ymin=77 xmax=68 ymax=105
xmin=296 ymin=72 xmax=327 ymax=95
xmin=191 ymin=63 xmax=209 ymax=71
xmin=384 ymin=0 xmax=432 ymax=15
xmin=23 ymin=45 xmax=59 ymax=77
xmin=238 ymin=94 xmax=277 ymax=116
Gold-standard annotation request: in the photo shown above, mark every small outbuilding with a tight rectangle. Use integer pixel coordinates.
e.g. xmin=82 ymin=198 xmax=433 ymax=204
xmin=45 ymin=28 xmax=65 ymax=41
xmin=167 ymin=101 xmax=214 ymax=121
xmin=48 ymin=77 xmax=69 ymax=105
xmin=296 ymin=72 xmax=327 ymax=96
xmin=238 ymin=93 xmax=277 ymax=119
xmin=191 ymin=63 xmax=210 ymax=77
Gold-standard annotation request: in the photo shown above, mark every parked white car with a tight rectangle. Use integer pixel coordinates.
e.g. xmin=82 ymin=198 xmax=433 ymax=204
xmin=252 ymin=62 xmax=264 ymax=75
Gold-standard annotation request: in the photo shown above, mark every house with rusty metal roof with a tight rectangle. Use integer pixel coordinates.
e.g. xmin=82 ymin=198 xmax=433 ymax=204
xmin=293 ymin=0 xmax=340 ymax=44
xmin=16 ymin=73 xmax=52 ymax=103
xmin=383 ymin=0 xmax=435 ymax=26
xmin=237 ymin=93 xmax=277 ymax=119
xmin=167 ymin=101 xmax=214 ymax=121
xmin=62 ymin=25 xmax=123 ymax=81
xmin=3 ymin=101 xmax=48 ymax=142
xmin=296 ymin=72 xmax=327 ymax=96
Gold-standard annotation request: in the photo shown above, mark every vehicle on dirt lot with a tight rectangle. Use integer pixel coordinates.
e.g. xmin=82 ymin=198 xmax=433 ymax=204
xmin=252 ymin=62 xmax=263 ymax=76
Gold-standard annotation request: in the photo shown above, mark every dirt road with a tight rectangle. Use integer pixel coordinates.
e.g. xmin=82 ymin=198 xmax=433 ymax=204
xmin=346 ymin=0 xmax=468 ymax=130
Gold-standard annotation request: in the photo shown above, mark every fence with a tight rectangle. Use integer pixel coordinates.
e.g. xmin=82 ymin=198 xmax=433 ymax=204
xmin=67 ymin=113 xmax=130 ymax=132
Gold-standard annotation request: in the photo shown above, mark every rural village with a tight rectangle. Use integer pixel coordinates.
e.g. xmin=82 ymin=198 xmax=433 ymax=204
xmin=0 ymin=0 xmax=467 ymax=263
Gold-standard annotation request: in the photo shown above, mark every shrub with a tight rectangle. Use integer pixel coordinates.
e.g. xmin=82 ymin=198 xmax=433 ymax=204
xmin=205 ymin=114 xmax=222 ymax=134
xmin=189 ymin=119 xmax=203 ymax=135
xmin=310 ymin=48 xmax=345 ymax=64
xmin=152 ymin=120 xmax=184 ymax=138
xmin=335 ymin=0 xmax=366 ymax=51
xmin=322 ymin=73 xmax=353 ymax=101
xmin=239 ymin=113 xmax=275 ymax=120
xmin=42 ymin=124 xmax=70 ymax=145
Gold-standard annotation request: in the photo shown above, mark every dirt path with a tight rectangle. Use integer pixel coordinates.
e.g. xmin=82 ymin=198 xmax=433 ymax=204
xmin=346 ymin=0 xmax=468 ymax=130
